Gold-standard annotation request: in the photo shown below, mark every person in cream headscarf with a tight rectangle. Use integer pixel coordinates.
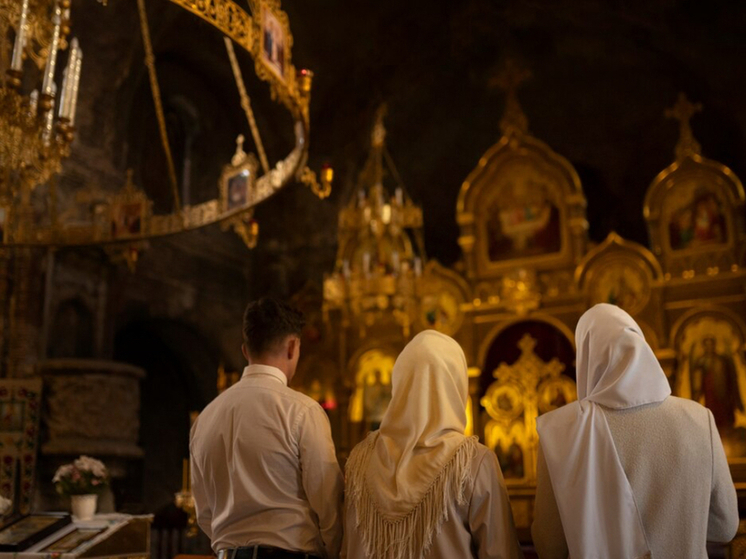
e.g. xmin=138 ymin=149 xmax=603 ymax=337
xmin=533 ymin=304 xmax=738 ymax=559
xmin=343 ymin=330 xmax=523 ymax=559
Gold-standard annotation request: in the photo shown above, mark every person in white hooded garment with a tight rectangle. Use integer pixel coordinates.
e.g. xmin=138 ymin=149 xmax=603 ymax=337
xmin=342 ymin=330 xmax=524 ymax=559
xmin=532 ymin=303 xmax=738 ymax=559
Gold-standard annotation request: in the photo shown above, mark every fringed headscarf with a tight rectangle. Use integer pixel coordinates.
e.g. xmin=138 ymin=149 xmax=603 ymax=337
xmin=537 ymin=304 xmax=671 ymax=559
xmin=345 ymin=330 xmax=478 ymax=559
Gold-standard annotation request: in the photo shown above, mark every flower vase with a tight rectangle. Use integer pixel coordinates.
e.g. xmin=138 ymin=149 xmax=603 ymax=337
xmin=70 ymin=494 xmax=97 ymax=520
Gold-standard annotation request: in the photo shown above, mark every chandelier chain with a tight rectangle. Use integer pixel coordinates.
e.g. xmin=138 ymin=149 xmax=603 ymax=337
xmin=224 ymin=36 xmax=270 ymax=175
xmin=136 ymin=0 xmax=182 ymax=213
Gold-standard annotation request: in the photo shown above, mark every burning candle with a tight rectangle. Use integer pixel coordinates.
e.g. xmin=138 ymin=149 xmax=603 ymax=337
xmin=10 ymin=0 xmax=29 ymax=72
xmin=29 ymin=89 xmax=38 ymax=116
xmin=59 ymin=38 xmax=79 ymax=119
xmin=69 ymin=47 xmax=83 ymax=126
xmin=43 ymin=83 xmax=56 ymax=144
xmin=41 ymin=4 xmax=62 ymax=97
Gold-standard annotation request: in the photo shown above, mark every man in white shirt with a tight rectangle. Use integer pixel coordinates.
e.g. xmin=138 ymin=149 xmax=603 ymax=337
xmin=190 ymin=297 xmax=344 ymax=559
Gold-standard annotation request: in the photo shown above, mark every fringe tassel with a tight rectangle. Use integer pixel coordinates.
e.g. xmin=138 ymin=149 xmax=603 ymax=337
xmin=346 ymin=433 xmax=479 ymax=559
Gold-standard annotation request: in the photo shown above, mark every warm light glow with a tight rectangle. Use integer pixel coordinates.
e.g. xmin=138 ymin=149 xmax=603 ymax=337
xmin=465 ymin=397 xmax=474 ymax=437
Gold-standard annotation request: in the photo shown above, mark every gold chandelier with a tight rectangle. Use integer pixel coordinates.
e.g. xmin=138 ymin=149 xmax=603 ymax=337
xmin=0 ymin=0 xmax=330 ymax=256
xmin=1 ymin=0 xmax=81 ymax=211
xmin=324 ymin=107 xmax=426 ymax=338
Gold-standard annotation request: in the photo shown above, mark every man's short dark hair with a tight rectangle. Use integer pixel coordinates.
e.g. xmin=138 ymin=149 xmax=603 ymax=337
xmin=242 ymin=297 xmax=306 ymax=357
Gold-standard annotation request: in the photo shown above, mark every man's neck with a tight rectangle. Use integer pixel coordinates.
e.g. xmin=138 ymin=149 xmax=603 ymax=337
xmin=249 ymin=359 xmax=291 ymax=382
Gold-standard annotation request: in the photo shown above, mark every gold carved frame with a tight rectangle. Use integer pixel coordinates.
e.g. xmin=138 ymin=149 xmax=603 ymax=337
xmin=256 ymin=2 xmax=293 ymax=85
xmin=644 ymin=154 xmax=745 ymax=279
xmin=575 ymin=232 xmax=664 ymax=317
xmin=416 ymin=260 xmax=471 ymax=337
xmin=219 ymin=150 xmax=260 ymax=215
xmin=456 ymin=132 xmax=588 ymax=281
xmin=109 ymin=173 xmax=153 ymax=241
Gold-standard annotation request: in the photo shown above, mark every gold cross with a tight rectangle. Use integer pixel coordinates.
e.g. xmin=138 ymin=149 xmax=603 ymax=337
xmin=518 ymin=333 xmax=537 ymax=356
xmin=665 ymin=92 xmax=702 ymax=160
xmin=489 ymin=59 xmax=531 ymax=136
xmin=490 ymin=59 xmax=532 ymax=96
xmin=665 ymin=92 xmax=702 ymax=127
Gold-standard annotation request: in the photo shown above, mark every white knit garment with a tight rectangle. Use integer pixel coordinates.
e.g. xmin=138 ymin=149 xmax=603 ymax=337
xmin=537 ymin=304 xmax=671 ymax=559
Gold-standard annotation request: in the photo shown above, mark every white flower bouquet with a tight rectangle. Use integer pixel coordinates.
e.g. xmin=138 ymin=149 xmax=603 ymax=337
xmin=53 ymin=456 xmax=109 ymax=496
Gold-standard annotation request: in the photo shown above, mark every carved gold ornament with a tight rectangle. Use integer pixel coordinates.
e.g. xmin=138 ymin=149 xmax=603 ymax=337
xmin=481 ymin=333 xmax=575 ymax=484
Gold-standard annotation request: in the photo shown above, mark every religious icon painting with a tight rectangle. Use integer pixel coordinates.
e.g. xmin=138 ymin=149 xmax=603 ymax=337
xmin=673 ymin=310 xmax=746 ymax=457
xmin=260 ymin=5 xmax=289 ymax=82
xmin=587 ymin=257 xmax=651 ymax=316
xmin=484 ymin=163 xmax=562 ymax=263
xmin=111 ymin=202 xmax=144 ymax=239
xmin=484 ymin=422 xmax=527 ymax=481
xmin=220 ymin=153 xmax=259 ymax=213
xmin=420 ymin=291 xmax=460 ymax=334
xmin=348 ymin=348 xmax=396 ymax=431
xmin=417 ymin=262 xmax=468 ymax=336
xmin=576 ymin=233 xmax=662 ymax=319
xmin=664 ymin=182 xmax=728 ymax=251
xmin=109 ymin=172 xmax=150 ymax=241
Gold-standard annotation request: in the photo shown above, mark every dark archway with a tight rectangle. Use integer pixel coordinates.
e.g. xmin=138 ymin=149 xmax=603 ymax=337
xmin=114 ymin=319 xmax=219 ymax=512
xmin=480 ymin=319 xmax=576 ymax=398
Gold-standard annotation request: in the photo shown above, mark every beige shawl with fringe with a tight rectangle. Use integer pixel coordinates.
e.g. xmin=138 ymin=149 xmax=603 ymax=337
xmin=345 ymin=330 xmax=478 ymax=559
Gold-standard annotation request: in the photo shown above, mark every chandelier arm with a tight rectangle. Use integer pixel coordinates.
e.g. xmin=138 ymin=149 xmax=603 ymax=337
xmin=136 ymin=0 xmax=182 ymax=213
xmin=224 ymin=36 xmax=270 ymax=175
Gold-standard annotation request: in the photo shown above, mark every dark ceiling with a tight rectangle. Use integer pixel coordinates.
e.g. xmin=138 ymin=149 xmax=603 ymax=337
xmin=282 ymin=0 xmax=746 ymax=267
xmin=68 ymin=0 xmax=746 ymax=286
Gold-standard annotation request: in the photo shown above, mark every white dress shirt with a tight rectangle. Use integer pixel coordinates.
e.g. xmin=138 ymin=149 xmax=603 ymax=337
xmin=190 ymin=364 xmax=344 ymax=558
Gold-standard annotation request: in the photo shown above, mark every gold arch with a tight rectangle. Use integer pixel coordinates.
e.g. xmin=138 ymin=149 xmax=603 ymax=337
xmin=347 ymin=348 xmax=397 ymax=423
xmin=575 ymin=231 xmax=664 ymax=286
xmin=644 ymin=154 xmax=746 ymax=222
xmin=476 ymin=312 xmax=576 ymax=370
xmin=455 ymin=127 xmax=588 ymax=280
xmin=669 ymin=304 xmax=746 ymax=348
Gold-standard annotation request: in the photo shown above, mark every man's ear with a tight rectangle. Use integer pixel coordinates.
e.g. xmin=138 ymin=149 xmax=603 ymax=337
xmin=241 ymin=343 xmax=250 ymax=363
xmin=287 ymin=336 xmax=299 ymax=360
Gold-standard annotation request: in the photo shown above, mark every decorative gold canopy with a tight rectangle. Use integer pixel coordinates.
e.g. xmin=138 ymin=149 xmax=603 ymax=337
xmin=323 ymin=106 xmax=425 ymax=338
